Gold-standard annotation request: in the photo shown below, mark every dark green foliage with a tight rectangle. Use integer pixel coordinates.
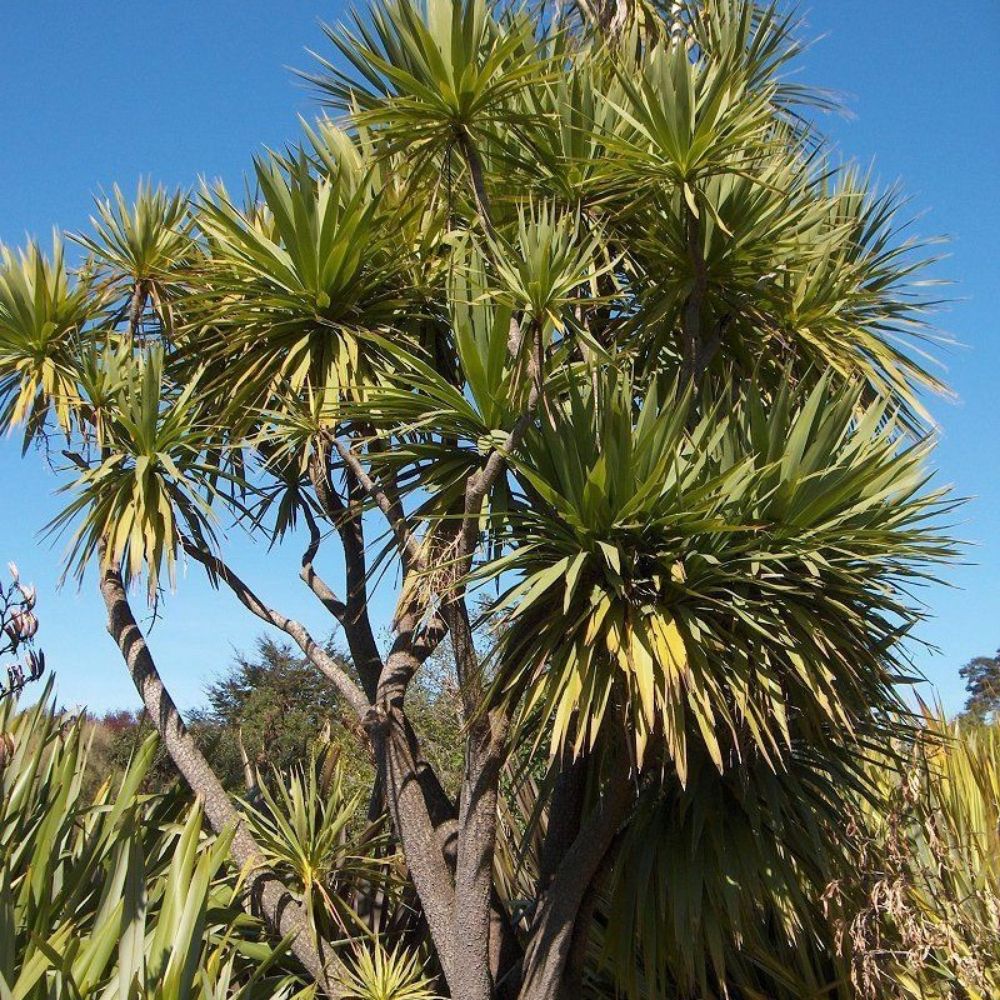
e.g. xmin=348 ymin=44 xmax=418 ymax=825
xmin=200 ymin=637 xmax=354 ymax=780
xmin=93 ymin=635 xmax=466 ymax=804
xmin=959 ymin=648 xmax=1000 ymax=722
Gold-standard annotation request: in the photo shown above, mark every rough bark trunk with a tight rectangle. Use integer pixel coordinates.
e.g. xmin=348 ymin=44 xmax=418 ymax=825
xmin=98 ymin=562 xmax=345 ymax=995
xmin=442 ymin=599 xmax=499 ymax=1000
xmin=451 ymin=728 xmax=504 ymax=1000
xmin=368 ymin=624 xmax=460 ymax=986
xmin=537 ymin=750 xmax=588 ymax=892
xmin=518 ymin=770 xmax=632 ymax=1000
xmin=371 ymin=709 xmax=458 ymax=983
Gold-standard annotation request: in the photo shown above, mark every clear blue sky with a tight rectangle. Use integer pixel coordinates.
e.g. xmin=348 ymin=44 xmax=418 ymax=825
xmin=1 ymin=2 xmax=997 ymax=714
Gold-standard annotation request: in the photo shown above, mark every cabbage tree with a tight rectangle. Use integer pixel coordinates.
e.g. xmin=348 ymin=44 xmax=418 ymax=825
xmin=0 ymin=1 xmax=956 ymax=997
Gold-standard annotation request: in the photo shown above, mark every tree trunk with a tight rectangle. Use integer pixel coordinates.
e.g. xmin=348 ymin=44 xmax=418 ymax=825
xmin=451 ymin=730 xmax=504 ymax=1000
xmin=518 ymin=771 xmax=632 ymax=1000
xmin=98 ymin=562 xmax=345 ymax=996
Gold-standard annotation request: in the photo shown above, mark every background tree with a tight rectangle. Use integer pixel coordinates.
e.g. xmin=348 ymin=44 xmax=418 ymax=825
xmin=89 ymin=637 xmax=364 ymax=795
xmin=96 ymin=635 xmax=464 ymax=805
xmin=202 ymin=636 xmax=463 ymax=799
xmin=200 ymin=637 xmax=359 ymax=785
xmin=959 ymin=648 xmax=1000 ymax=722
xmin=0 ymin=1 xmax=958 ymax=997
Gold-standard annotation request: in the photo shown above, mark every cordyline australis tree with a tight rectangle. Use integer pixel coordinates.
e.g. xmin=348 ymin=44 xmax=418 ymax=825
xmin=0 ymin=0 xmax=958 ymax=996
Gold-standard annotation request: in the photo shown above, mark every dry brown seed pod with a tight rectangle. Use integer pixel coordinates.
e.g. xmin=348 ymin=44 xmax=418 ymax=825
xmin=0 ymin=733 xmax=15 ymax=773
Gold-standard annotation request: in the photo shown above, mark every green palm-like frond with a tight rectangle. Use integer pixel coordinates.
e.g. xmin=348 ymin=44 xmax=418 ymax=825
xmin=687 ymin=0 xmax=839 ymax=116
xmin=301 ymin=117 xmax=453 ymax=313
xmin=73 ymin=182 xmax=194 ymax=315
xmin=193 ymin=151 xmax=405 ymax=412
xmin=597 ymin=744 xmax=854 ymax=999
xmin=604 ymin=33 xmax=777 ymax=194
xmin=513 ymin=51 xmax=625 ymax=205
xmin=484 ymin=201 xmax=613 ymax=334
xmin=243 ymin=749 xmax=390 ymax=939
xmin=0 ymin=236 xmax=98 ymax=444
xmin=485 ymin=373 xmax=955 ymax=777
xmin=339 ymin=943 xmax=441 ymax=1000
xmin=774 ymin=174 xmax=950 ymax=422
xmin=309 ymin=0 xmax=544 ymax=160
xmin=48 ymin=347 xmax=222 ymax=596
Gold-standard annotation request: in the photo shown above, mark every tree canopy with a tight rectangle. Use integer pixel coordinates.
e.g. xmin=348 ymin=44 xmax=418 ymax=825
xmin=960 ymin=648 xmax=1000 ymax=722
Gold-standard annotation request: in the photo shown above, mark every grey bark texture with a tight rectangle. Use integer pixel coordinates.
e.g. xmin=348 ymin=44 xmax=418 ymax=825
xmin=98 ymin=561 xmax=347 ymax=996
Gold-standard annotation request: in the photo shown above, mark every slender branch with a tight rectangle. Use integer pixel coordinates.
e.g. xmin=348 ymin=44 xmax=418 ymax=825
xmin=537 ymin=747 xmax=588 ymax=893
xmin=507 ymin=312 xmax=525 ymax=357
xmin=330 ymin=435 xmax=424 ymax=572
xmin=518 ymin=768 xmax=633 ymax=999
xmin=308 ymin=440 xmax=383 ymax=702
xmin=455 ymin=128 xmax=497 ymax=241
xmin=424 ymin=590 xmax=513 ymax=1000
xmin=562 ymin=830 xmax=623 ymax=997
xmin=184 ymin=500 xmax=463 ymax=986
xmin=127 ymin=280 xmax=146 ymax=339
xmin=458 ymin=352 xmax=541 ymax=563
xmin=367 ymin=434 xmax=411 ymax=553
xmin=445 ymin=128 xmax=553 ymax=998
xmin=681 ymin=202 xmax=709 ymax=386
xmin=696 ymin=311 xmax=731 ymax=377
xmin=451 ymin=128 xmax=548 ymax=566
xmin=299 ymin=505 xmax=348 ymax=621
xmin=181 ymin=538 xmax=370 ymax=721
xmin=451 ymin=701 xmax=510 ymax=1000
